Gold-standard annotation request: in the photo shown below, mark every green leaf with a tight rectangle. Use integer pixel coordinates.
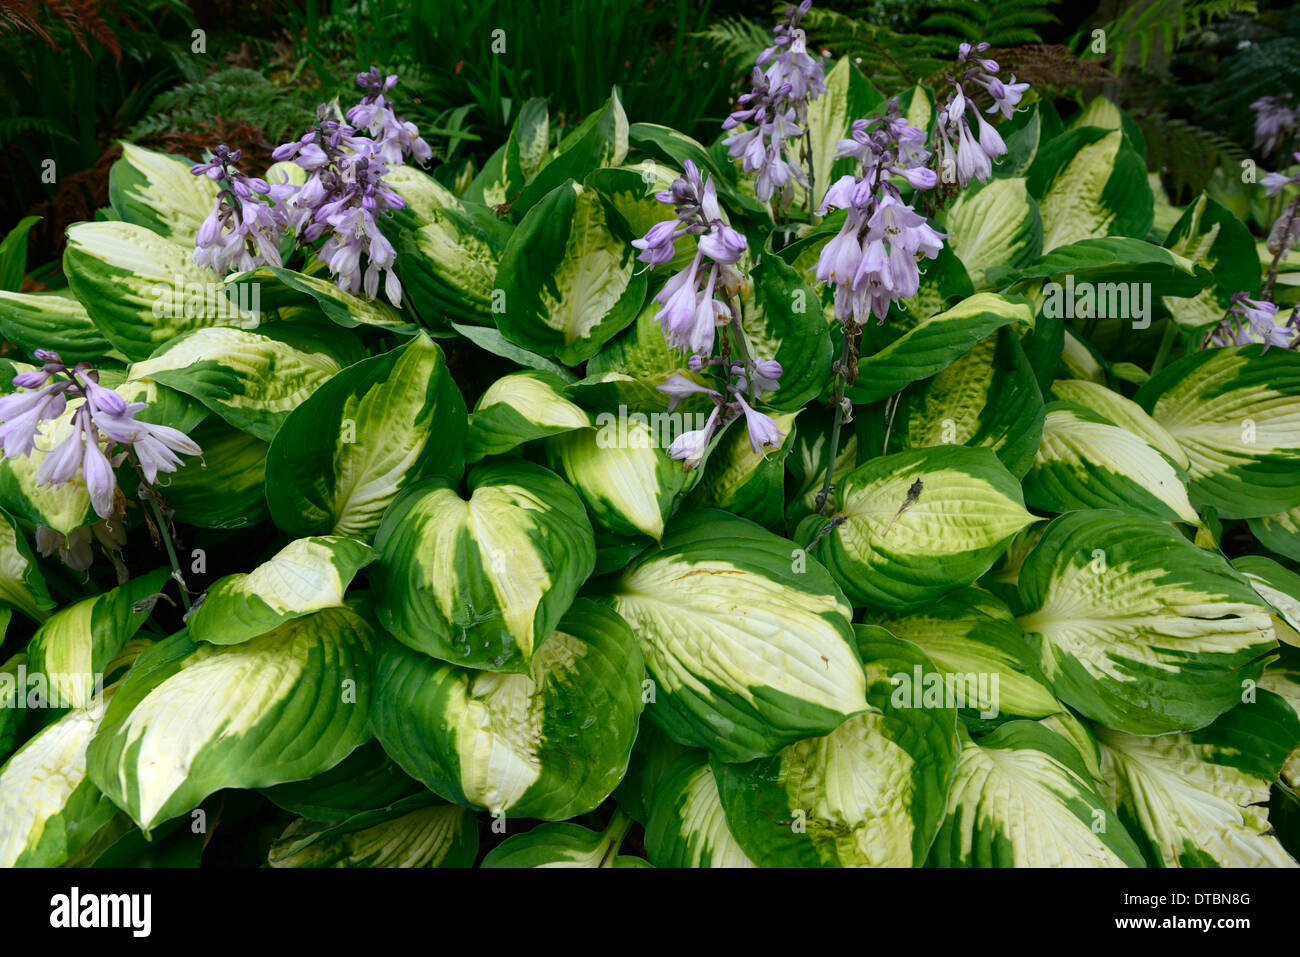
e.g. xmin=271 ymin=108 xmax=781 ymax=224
xmin=927 ymin=720 xmax=1146 ymax=867
xmin=0 ymin=289 xmax=120 ymax=365
xmin=158 ymin=419 xmax=268 ymax=530
xmin=369 ymin=599 xmax=643 ymax=818
xmin=127 ymin=324 xmax=362 ymax=442
xmin=862 ymin=589 xmax=1062 ymax=721
xmin=644 ymin=753 xmax=755 ymax=868
xmin=481 ymin=817 xmax=646 ymax=868
xmin=1016 ymin=509 xmax=1276 ymax=735
xmin=737 ymin=255 xmax=833 ymax=410
xmin=26 ymin=570 xmax=169 ymax=709
xmin=1026 ymin=127 xmax=1153 ymax=252
xmin=467 ymin=370 xmax=589 ymax=463
xmin=86 ymin=608 xmax=375 ymax=834
xmin=269 ymin=797 xmax=477 ymax=868
xmin=450 ymin=322 xmax=578 ymax=382
xmin=1250 ymin=507 xmax=1300 ymax=564
xmin=260 ymin=740 xmax=421 ymax=821
xmin=1162 ymin=194 xmax=1261 ymax=330
xmin=986 ymin=236 xmax=1203 ymax=296
xmin=1136 ymin=345 xmax=1300 ymax=518
xmin=804 ymin=57 xmax=885 ymax=211
xmin=1050 ymin=378 xmax=1189 ymax=469
xmin=264 ymin=332 xmax=466 ymax=539
xmin=511 ymin=91 xmax=628 ymax=218
xmin=714 ymin=629 xmax=959 ymax=867
xmin=942 ymin=177 xmax=1042 ymax=290
xmin=372 ymin=459 xmax=595 ymax=672
xmin=64 ymin=221 xmax=259 ymax=361
xmin=188 ymin=537 xmax=375 ymax=646
xmin=495 ymin=180 xmax=646 ymax=364
xmin=107 ymin=143 xmax=220 ymax=246
xmin=896 ymin=326 xmax=1045 ymax=479
xmin=1024 ymin=403 xmax=1200 ymax=523
xmin=1097 ymin=693 xmax=1300 ymax=867
xmin=814 ymin=446 xmax=1036 ymax=610
xmin=606 ymin=509 xmax=867 ymax=763
xmin=0 ymin=216 xmax=40 ymax=292
xmin=225 ymin=266 xmax=414 ymax=332
xmin=0 ymin=506 xmax=55 ymax=621
xmin=846 ymin=293 xmax=1035 ymax=403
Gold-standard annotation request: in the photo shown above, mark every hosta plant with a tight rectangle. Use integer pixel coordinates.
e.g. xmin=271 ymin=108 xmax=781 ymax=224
xmin=1 ymin=7 xmax=1300 ymax=869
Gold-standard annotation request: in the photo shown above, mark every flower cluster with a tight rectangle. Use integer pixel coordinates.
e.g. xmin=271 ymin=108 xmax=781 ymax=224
xmin=815 ymin=103 xmax=945 ymax=324
xmin=633 ymin=160 xmax=749 ymax=356
xmin=1262 ymin=151 xmax=1300 ymax=257
xmin=191 ymin=145 xmax=287 ymax=276
xmin=0 ymin=351 xmax=201 ymax=520
xmin=1207 ymin=293 xmax=1298 ymax=352
xmin=1253 ymin=94 xmax=1297 ymax=157
xmin=193 ymin=67 xmax=429 ymax=306
xmin=657 ymin=358 xmax=785 ymax=468
xmin=934 ymin=42 xmax=1027 ymax=188
xmin=346 ymin=67 xmax=434 ymax=166
xmin=721 ymin=1 xmax=825 ymax=209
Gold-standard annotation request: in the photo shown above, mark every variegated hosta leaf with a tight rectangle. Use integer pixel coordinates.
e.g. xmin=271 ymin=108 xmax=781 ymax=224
xmin=1024 ymin=403 xmax=1200 ymax=523
xmin=0 ymin=289 xmax=118 ymax=364
xmin=64 ymin=221 xmax=259 ymax=361
xmin=159 ymin=419 xmax=268 ymax=530
xmin=815 ymin=445 xmax=1036 ymax=610
xmin=1096 ymin=692 xmax=1300 ymax=867
xmin=25 ymin=569 xmax=168 ymax=709
xmin=586 ymin=293 xmax=697 ymax=382
xmin=396 ymin=202 xmax=512 ymax=327
xmin=1262 ymin=649 xmax=1300 ymax=789
xmin=644 ymin=753 xmax=756 ymax=868
xmin=607 ymin=509 xmax=867 ymax=763
xmin=264 ymin=332 xmax=466 ymax=539
xmin=714 ymin=629 xmax=958 ymax=867
xmin=689 ymin=410 xmax=799 ymax=531
xmin=0 ymin=506 xmax=54 ymax=621
xmin=736 ymin=255 xmax=833 ymax=411
xmin=225 ymin=266 xmax=413 ymax=332
xmin=128 ymin=324 xmax=362 ymax=442
xmin=862 ymin=588 xmax=1062 ymax=720
xmin=0 ymin=649 xmax=24 ymax=761
xmin=1136 ymin=345 xmax=1300 ymax=518
xmin=260 ymin=740 xmax=422 ymax=821
xmin=1233 ymin=554 xmax=1300 ymax=648
xmin=546 ymin=415 xmax=691 ymax=541
xmin=898 ymin=326 xmax=1044 ymax=479
xmin=369 ymin=600 xmax=643 ymax=819
xmin=942 ymin=176 xmax=1043 ymax=290
xmin=1050 ymin=378 xmax=1189 ymax=469
xmin=373 ymin=459 xmax=595 ymax=672
xmin=467 ymin=370 xmax=590 ymax=463
xmin=1026 ymin=127 xmax=1153 ymax=252
xmin=86 ymin=608 xmax=374 ymax=833
xmin=511 ymin=91 xmax=628 ymax=217
xmin=846 ymin=293 xmax=1036 ymax=403
xmin=496 ymin=180 xmax=646 ymax=364
xmin=269 ymin=797 xmax=477 ymax=868
xmin=930 ymin=721 xmax=1145 ymax=867
xmin=1250 ymin=506 xmax=1300 ymax=564
xmin=187 ymin=537 xmax=375 ymax=646
xmin=108 ymin=143 xmax=221 ymax=246
xmin=1016 ymin=509 xmax=1276 ymax=735
xmin=0 ymin=694 xmax=119 ymax=867
xmin=482 ymin=817 xmax=649 ymax=868
xmin=385 ymin=163 xmax=461 ymax=227
xmin=1162 ymin=194 xmax=1260 ymax=330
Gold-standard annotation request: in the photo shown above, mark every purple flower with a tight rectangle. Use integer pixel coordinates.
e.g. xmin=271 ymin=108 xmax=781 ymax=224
xmin=667 ymin=405 xmax=721 ymax=470
xmin=347 ymin=67 xmax=433 ymax=166
xmin=721 ymin=2 xmax=825 ymax=209
xmin=0 ymin=354 xmax=202 ymax=521
xmin=1208 ymin=293 xmax=1298 ymax=353
xmin=656 ymin=372 xmax=721 ymax=411
xmin=934 ymin=45 xmax=1020 ymax=188
xmin=191 ymin=145 xmax=287 ymax=275
xmin=1252 ymin=94 xmax=1297 ymax=157
xmin=736 ymin=395 xmax=785 ymax=455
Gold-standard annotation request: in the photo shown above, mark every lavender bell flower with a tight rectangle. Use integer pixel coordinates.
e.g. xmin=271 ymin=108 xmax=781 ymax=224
xmin=816 ymin=102 xmax=946 ymax=325
xmin=191 ymin=145 xmax=287 ymax=275
xmin=722 ymin=1 xmax=826 ymax=209
xmin=1207 ymin=294 xmax=1298 ymax=352
xmin=0 ymin=353 xmax=202 ymax=520
xmin=635 ymin=161 xmax=749 ymax=356
xmin=347 ymin=67 xmax=433 ymax=166
xmin=935 ymin=43 xmax=1023 ymax=188
xmin=1252 ymin=94 xmax=1297 ymax=157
